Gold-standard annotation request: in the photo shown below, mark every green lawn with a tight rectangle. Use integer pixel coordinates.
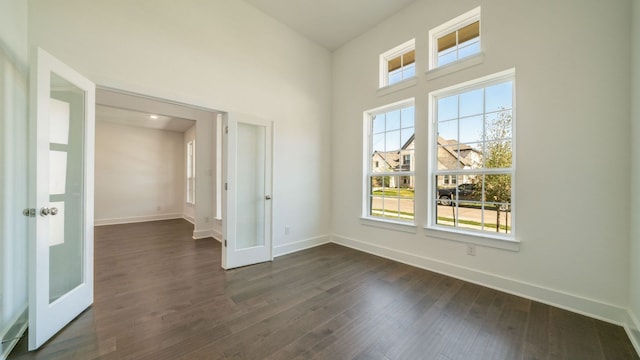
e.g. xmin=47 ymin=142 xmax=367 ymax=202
xmin=372 ymin=189 xmax=415 ymax=197
xmin=437 ymin=216 xmax=511 ymax=231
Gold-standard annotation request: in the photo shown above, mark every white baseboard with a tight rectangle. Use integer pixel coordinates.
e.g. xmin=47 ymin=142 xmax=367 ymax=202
xmin=183 ymin=215 xmax=195 ymax=225
xmin=331 ymin=233 xmax=630 ymax=328
xmin=211 ymin=227 xmax=222 ymax=242
xmin=192 ymin=228 xmax=214 ymax=240
xmin=274 ymin=235 xmax=331 ymax=257
xmin=626 ymin=310 xmax=640 ymax=355
xmin=94 ymin=213 xmax=182 ymax=226
xmin=1 ymin=308 xmax=27 ymax=360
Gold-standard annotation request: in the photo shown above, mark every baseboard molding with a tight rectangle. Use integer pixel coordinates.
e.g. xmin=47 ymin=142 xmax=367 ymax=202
xmin=274 ymin=235 xmax=331 ymax=257
xmin=95 ymin=213 xmax=182 ymax=226
xmin=626 ymin=310 xmax=640 ymax=355
xmin=192 ymin=228 xmax=214 ymax=240
xmin=331 ymin=233 xmax=630 ymax=328
xmin=211 ymin=227 xmax=222 ymax=242
xmin=1 ymin=308 xmax=27 ymax=360
xmin=183 ymin=215 xmax=195 ymax=225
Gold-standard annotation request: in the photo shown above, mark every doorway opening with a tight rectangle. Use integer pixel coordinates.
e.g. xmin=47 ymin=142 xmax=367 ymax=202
xmin=95 ymin=88 xmax=223 ymax=241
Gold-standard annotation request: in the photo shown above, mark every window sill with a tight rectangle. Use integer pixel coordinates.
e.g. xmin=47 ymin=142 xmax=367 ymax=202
xmin=426 ymin=53 xmax=484 ymax=81
xmin=377 ymin=77 xmax=418 ymax=97
xmin=360 ymin=217 xmax=417 ymax=234
xmin=424 ymin=225 xmax=520 ymax=252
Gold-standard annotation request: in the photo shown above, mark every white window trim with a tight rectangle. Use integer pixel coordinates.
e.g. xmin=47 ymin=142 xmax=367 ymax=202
xmin=362 ymin=98 xmax=416 ymax=225
xmin=379 ymin=39 xmax=416 ymax=88
xmin=427 ymin=68 xmax=517 ymax=243
xmin=428 ymin=6 xmax=481 ymax=71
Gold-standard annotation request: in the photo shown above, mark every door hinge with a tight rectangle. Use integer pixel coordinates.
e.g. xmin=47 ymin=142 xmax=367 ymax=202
xmin=224 ymin=239 xmax=227 ymax=247
xmin=225 ymin=126 xmax=228 ymax=134
xmin=224 ymin=182 xmax=228 ymax=191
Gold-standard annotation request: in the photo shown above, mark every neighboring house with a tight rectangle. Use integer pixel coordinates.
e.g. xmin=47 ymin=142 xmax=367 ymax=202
xmin=371 ymin=134 xmax=415 ymax=188
xmin=437 ymin=136 xmax=482 ymax=187
xmin=372 ymin=134 xmax=484 ymax=189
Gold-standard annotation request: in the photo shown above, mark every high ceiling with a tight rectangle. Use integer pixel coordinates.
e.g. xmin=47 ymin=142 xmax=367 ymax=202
xmin=243 ymin=0 xmax=416 ymax=51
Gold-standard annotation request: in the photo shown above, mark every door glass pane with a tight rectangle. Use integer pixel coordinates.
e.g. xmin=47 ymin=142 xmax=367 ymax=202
xmin=49 ymin=202 xmax=65 ymax=246
xmin=236 ymin=122 xmax=265 ymax=249
xmin=48 ymin=72 xmax=85 ymax=304
xmin=49 ymin=150 xmax=67 ymax=195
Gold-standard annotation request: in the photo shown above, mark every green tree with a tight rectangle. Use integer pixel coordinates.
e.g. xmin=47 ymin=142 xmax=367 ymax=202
xmin=481 ymin=109 xmax=512 ymax=233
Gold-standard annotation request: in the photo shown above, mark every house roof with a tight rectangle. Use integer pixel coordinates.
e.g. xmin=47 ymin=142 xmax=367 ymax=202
xmin=437 ymin=136 xmax=481 ymax=168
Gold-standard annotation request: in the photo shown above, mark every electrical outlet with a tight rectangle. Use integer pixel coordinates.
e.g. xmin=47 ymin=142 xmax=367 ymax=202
xmin=156 ymin=206 xmax=161 ymax=211
xmin=285 ymin=226 xmax=291 ymax=235
xmin=466 ymin=244 xmax=476 ymax=256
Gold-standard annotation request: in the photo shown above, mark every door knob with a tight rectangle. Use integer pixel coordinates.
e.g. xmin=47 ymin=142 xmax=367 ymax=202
xmin=40 ymin=207 xmax=50 ymax=216
xmin=50 ymin=207 xmax=59 ymax=216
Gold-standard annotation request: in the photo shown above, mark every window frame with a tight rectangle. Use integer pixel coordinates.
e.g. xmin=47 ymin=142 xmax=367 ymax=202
xmin=428 ymin=7 xmax=481 ymax=71
xmin=379 ymin=39 xmax=416 ymax=88
xmin=362 ymin=98 xmax=416 ymax=229
xmin=427 ymin=69 xmax=516 ymax=243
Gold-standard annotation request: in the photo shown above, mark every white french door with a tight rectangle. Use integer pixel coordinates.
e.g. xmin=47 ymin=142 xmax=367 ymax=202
xmin=28 ymin=48 xmax=95 ymax=350
xmin=222 ymin=114 xmax=273 ymax=269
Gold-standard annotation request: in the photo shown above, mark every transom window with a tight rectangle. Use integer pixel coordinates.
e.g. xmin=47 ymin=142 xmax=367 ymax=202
xmin=380 ymin=39 xmax=416 ymax=87
xmin=364 ymin=99 xmax=415 ymax=222
xmin=430 ymin=69 xmax=515 ymax=237
xmin=429 ymin=7 xmax=481 ymax=69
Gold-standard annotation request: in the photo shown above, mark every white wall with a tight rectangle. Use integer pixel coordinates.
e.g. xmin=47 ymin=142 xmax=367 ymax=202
xmin=94 ymin=121 xmax=185 ymax=225
xmin=29 ymin=0 xmax=333 ymax=253
xmin=0 ymin=0 xmax=29 ymax=356
xmin=332 ymin=0 xmax=632 ymax=324
xmin=193 ymin=118 xmax=215 ymax=239
xmin=183 ymin=125 xmax=196 ymax=224
xmin=630 ymin=0 xmax=640 ymax=349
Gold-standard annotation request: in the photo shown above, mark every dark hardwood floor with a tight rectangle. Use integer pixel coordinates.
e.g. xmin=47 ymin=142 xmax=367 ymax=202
xmin=9 ymin=219 xmax=639 ymax=359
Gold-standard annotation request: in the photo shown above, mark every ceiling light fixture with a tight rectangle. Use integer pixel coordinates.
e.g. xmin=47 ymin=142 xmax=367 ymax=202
xmin=149 ymin=114 xmax=159 ymax=120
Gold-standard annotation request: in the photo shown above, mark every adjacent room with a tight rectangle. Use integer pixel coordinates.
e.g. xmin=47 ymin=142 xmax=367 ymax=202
xmin=1 ymin=0 xmax=640 ymax=359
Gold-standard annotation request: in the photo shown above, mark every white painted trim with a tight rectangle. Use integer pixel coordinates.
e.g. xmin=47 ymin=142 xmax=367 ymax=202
xmin=192 ymin=228 xmax=214 ymax=240
xmin=360 ymin=217 xmax=417 ymax=234
xmin=0 ymin=308 xmax=27 ymax=360
xmin=379 ymin=38 xmax=415 ymax=88
xmin=428 ymin=6 xmax=481 ymax=70
xmin=211 ymin=227 xmax=222 ymax=242
xmin=94 ymin=213 xmax=183 ymax=226
xmin=274 ymin=235 xmax=331 ymax=257
xmin=377 ymin=77 xmax=417 ymax=97
xmin=626 ymin=309 xmax=640 ymax=355
xmin=331 ymin=233 xmax=630 ymax=327
xmin=183 ymin=214 xmax=195 ymax=225
xmin=425 ymin=52 xmax=483 ymax=81
xmin=427 ymin=69 xmax=517 ymax=243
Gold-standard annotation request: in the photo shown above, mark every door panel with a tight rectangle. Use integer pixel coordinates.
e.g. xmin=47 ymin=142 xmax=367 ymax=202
xmin=29 ymin=48 xmax=95 ymax=350
xmin=222 ymin=114 xmax=272 ymax=269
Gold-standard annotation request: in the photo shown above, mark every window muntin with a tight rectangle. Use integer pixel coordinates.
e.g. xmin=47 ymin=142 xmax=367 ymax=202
xmin=366 ymin=101 xmax=415 ymax=222
xmin=431 ymin=72 xmax=514 ymax=237
xmin=380 ymin=40 xmax=416 ymax=87
xmin=186 ymin=140 xmax=195 ymax=205
xmin=429 ymin=7 xmax=481 ymax=70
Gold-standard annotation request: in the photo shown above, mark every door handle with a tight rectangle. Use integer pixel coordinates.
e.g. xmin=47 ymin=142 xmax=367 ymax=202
xmin=40 ymin=207 xmax=50 ymax=216
xmin=50 ymin=207 xmax=59 ymax=216
xmin=265 ymin=195 xmax=272 ymax=200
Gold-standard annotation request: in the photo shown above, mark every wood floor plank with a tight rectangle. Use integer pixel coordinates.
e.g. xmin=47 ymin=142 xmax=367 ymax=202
xmin=8 ymin=219 xmax=639 ymax=360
